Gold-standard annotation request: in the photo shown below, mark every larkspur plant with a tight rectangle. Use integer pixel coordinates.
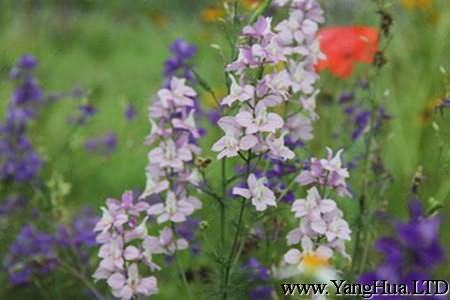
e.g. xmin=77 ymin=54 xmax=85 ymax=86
xmin=0 ymin=54 xmax=43 ymax=184
xmin=359 ymin=199 xmax=446 ymax=298
xmin=91 ymin=0 xmax=356 ymax=299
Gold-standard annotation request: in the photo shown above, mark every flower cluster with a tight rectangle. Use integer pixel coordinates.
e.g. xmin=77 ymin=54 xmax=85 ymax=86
xmin=92 ymin=39 xmax=202 ymax=299
xmin=284 ymin=148 xmax=352 ymax=273
xmin=359 ymin=200 xmax=446 ymax=295
xmin=243 ymin=258 xmax=273 ymax=300
xmin=0 ymin=54 xmax=43 ymax=183
xmin=163 ymin=39 xmax=197 ymax=85
xmin=297 ymin=148 xmax=351 ymax=197
xmin=143 ymin=76 xmax=202 ymax=218
xmin=3 ymin=225 xmax=58 ymax=285
xmin=93 ymin=191 xmax=159 ymax=299
xmin=57 ymin=208 xmax=99 ymax=263
xmin=214 ymin=0 xmax=325 ymax=212
xmin=3 ymin=207 xmax=99 ymax=286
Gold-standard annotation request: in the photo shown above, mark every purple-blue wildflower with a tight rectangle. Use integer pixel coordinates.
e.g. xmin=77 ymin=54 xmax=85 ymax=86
xmin=359 ymin=200 xmax=446 ymax=298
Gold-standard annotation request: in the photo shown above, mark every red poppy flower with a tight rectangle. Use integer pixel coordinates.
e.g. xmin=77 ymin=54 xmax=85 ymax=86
xmin=316 ymin=26 xmax=379 ymax=79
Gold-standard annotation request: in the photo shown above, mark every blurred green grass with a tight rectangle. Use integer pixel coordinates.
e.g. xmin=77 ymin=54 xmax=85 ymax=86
xmin=0 ymin=0 xmax=449 ymax=298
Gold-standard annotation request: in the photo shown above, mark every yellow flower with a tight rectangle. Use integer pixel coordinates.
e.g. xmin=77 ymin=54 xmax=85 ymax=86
xmin=418 ymin=97 xmax=442 ymax=126
xmin=200 ymin=6 xmax=225 ymax=23
xmin=243 ymin=0 xmax=263 ymax=10
xmin=148 ymin=9 xmax=168 ymax=28
xmin=401 ymin=0 xmax=433 ymax=10
xmin=302 ymin=253 xmax=330 ymax=270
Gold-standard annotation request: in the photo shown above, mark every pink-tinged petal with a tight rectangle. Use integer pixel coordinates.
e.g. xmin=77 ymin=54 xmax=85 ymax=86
xmin=178 ymin=148 xmax=192 ymax=161
xmin=160 ymin=228 xmax=173 ymax=245
xmin=239 ymin=135 xmax=258 ymax=150
xmin=212 ymin=137 xmax=226 ymax=152
xmin=266 ymin=113 xmax=284 ymax=131
xmin=232 ymin=187 xmax=251 ymax=199
xmin=107 ymin=272 xmax=126 ymax=289
xmin=177 ymin=200 xmax=194 ymax=215
xmin=186 ymin=196 xmax=202 ymax=210
xmin=121 ymin=191 xmax=134 ymax=207
xmin=157 ymin=89 xmax=171 ymax=101
xmin=284 ymin=248 xmax=301 ymax=265
xmin=124 ymin=246 xmax=140 ymax=260
xmin=311 ymin=219 xmax=327 ymax=234
xmin=143 ymin=236 xmax=163 ymax=253
xmin=114 ymin=257 xmax=124 ymax=269
xmin=156 ymin=213 xmax=169 ymax=224
xmin=106 ymin=198 xmax=121 ymax=211
xmin=176 ymin=238 xmax=189 ymax=250
xmin=286 ymin=228 xmax=302 ymax=245
xmin=253 ymin=199 xmax=267 ymax=211
xmin=99 ymin=257 xmax=115 ymax=270
xmin=296 ymin=171 xmax=315 ymax=185
xmin=119 ymin=285 xmax=133 ymax=300
xmin=319 ymin=199 xmax=337 ymax=213
xmin=147 ymin=203 xmax=165 ymax=215
xmin=325 ymin=232 xmax=337 ymax=243
xmin=307 ymin=187 xmax=321 ymax=202
xmin=242 ymin=85 xmax=255 ymax=100
xmin=98 ymin=244 xmax=111 ymax=258
xmin=301 ymin=236 xmax=314 ymax=252
xmin=222 ymin=95 xmax=237 ymax=106
xmin=235 ymin=111 xmax=254 ymax=128
xmin=263 ymin=191 xmax=277 ymax=206
xmin=93 ymin=267 xmax=111 ymax=280
xmin=247 ymin=174 xmax=258 ymax=191
xmin=218 ymin=116 xmax=238 ymax=131
xmin=291 ymin=200 xmax=306 ymax=216
xmin=148 ymin=148 xmax=164 ymax=163
xmin=316 ymin=246 xmax=333 ymax=259
xmin=137 ymin=277 xmax=158 ymax=295
xmin=171 ymin=212 xmax=187 ymax=223
xmin=114 ymin=214 xmax=129 ymax=228
xmin=134 ymin=201 xmax=150 ymax=212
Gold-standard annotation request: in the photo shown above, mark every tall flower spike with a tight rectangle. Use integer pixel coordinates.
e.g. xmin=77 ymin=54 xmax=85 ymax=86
xmin=213 ymin=0 xmax=325 ymax=217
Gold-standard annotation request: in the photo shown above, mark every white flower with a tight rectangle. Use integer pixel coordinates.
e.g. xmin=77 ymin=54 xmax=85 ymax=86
xmin=233 ymin=174 xmax=277 ymax=211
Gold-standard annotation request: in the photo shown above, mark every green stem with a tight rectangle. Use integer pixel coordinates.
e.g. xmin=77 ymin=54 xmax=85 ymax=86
xmin=172 ymin=224 xmax=194 ymax=300
xmin=60 ymin=261 xmax=105 ymax=300
xmin=351 ymin=83 xmax=378 ymax=274
xmin=222 ymin=151 xmax=252 ymax=300
xmin=220 ymin=158 xmax=227 ymax=283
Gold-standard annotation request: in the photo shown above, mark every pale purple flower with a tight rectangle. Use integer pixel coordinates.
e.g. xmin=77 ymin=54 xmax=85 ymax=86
xmin=109 ymin=264 xmax=158 ymax=300
xmin=243 ymin=17 xmax=272 ymax=38
xmin=296 ymin=148 xmax=351 ymax=197
xmin=148 ymin=139 xmax=192 ymax=170
xmin=233 ymin=174 xmax=277 ymax=211
xmin=158 ymin=77 xmax=196 ymax=108
xmin=324 ymin=217 xmax=351 ymax=243
xmin=291 ymin=187 xmax=336 ymax=219
xmin=94 ymin=204 xmax=128 ymax=234
xmin=212 ymin=117 xmax=258 ymax=159
xmin=221 ymin=75 xmax=254 ymax=106
xmin=286 ymin=114 xmax=313 ymax=142
xmin=172 ymin=110 xmax=200 ymax=138
xmin=140 ymin=165 xmax=169 ymax=199
xmin=236 ymin=103 xmax=284 ymax=134
xmin=143 ymin=227 xmax=188 ymax=256
xmin=147 ymin=191 xmax=196 ymax=224
xmin=266 ymin=133 xmax=295 ymax=160
xmin=288 ymin=62 xmax=317 ymax=94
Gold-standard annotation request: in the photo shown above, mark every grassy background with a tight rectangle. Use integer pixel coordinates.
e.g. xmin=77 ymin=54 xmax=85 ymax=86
xmin=0 ymin=0 xmax=449 ymax=299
